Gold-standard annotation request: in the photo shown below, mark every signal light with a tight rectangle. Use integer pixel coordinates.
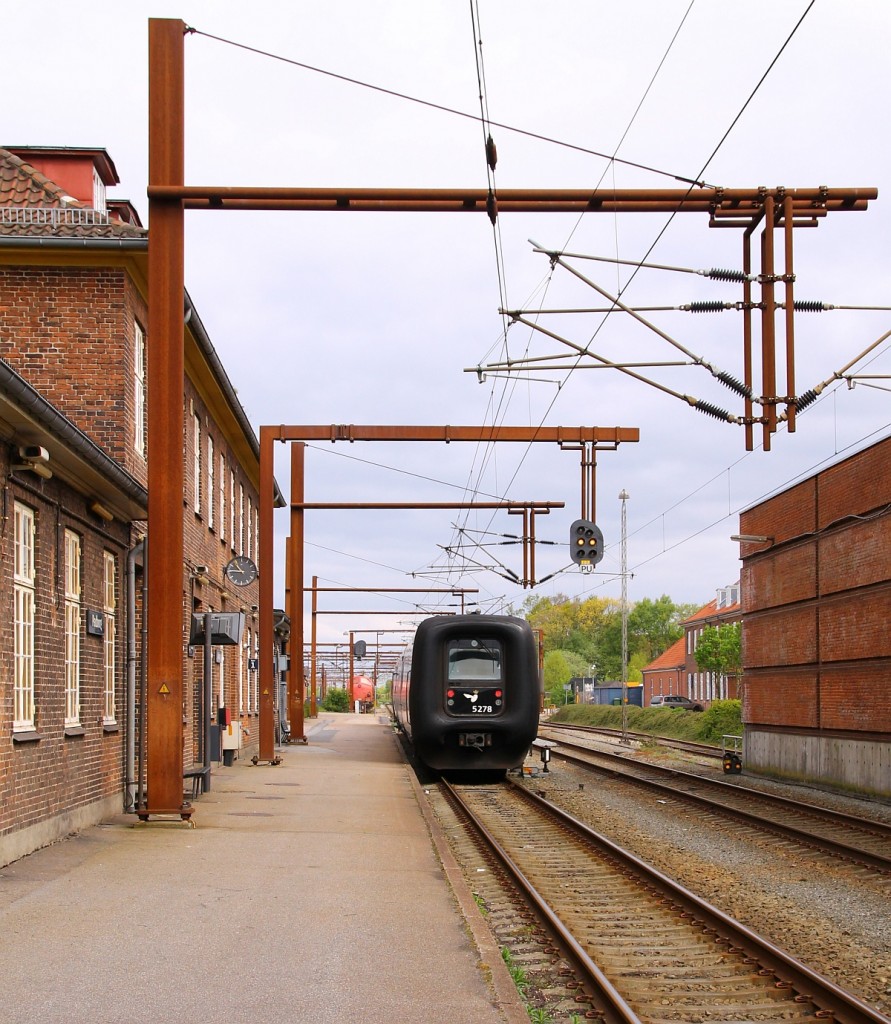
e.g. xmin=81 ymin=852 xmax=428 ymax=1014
xmin=570 ymin=519 xmax=604 ymax=566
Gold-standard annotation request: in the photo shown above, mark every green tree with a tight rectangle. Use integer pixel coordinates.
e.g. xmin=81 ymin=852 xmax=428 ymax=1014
xmin=542 ymin=649 xmax=590 ymax=705
xmin=321 ymin=687 xmax=351 ymax=712
xmin=628 ymin=595 xmax=698 ymax=662
xmin=519 ymin=592 xmax=703 ymax=685
xmin=694 ymin=623 xmax=742 ymax=696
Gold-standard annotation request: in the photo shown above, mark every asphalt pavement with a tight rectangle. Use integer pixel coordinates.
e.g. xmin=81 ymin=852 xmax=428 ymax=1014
xmin=0 ymin=712 xmax=528 ymax=1024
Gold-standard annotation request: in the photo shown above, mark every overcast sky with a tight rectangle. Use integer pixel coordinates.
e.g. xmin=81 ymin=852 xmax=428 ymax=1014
xmin=6 ymin=1 xmax=891 ymax=646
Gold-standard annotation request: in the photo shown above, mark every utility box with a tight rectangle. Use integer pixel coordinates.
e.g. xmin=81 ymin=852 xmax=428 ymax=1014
xmin=221 ymin=720 xmax=242 ymax=766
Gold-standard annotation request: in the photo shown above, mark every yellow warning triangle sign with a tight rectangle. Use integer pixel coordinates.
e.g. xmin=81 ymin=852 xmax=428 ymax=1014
xmin=159 ymin=683 xmax=170 ymax=694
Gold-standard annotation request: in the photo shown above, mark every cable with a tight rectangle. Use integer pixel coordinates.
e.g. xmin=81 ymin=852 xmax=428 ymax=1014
xmin=186 ymin=26 xmax=710 ymax=188
xmin=546 ymin=0 xmax=819 ymax=398
xmin=455 ymin=0 xmax=710 ymax=547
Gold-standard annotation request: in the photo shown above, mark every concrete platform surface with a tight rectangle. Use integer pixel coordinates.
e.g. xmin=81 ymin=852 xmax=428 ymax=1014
xmin=0 ymin=712 xmax=528 ymax=1024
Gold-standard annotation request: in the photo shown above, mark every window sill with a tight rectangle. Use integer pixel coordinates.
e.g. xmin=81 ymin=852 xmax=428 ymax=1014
xmin=103 ymin=722 xmax=120 ymax=734
xmin=13 ymin=730 xmax=41 ymax=744
xmin=64 ymin=725 xmax=86 ymax=738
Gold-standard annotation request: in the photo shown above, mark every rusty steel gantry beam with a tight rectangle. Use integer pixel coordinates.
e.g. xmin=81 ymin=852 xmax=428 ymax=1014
xmin=146 ymin=183 xmax=876 ymax=218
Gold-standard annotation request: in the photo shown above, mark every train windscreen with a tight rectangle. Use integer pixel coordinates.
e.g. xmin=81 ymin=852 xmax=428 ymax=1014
xmin=445 ymin=638 xmax=504 ymax=715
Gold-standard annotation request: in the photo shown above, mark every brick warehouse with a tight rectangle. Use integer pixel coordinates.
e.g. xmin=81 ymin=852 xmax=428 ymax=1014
xmin=738 ymin=434 xmax=891 ymax=798
xmin=0 ymin=146 xmax=283 ymax=865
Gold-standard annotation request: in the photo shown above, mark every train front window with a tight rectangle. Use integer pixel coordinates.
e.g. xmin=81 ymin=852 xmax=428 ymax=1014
xmin=445 ymin=637 xmax=504 ymax=716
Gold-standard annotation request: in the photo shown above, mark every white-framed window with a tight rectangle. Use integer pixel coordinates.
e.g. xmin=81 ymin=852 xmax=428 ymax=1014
xmin=92 ymin=167 xmax=107 ymax=212
xmin=246 ymin=497 xmax=253 ymax=563
xmin=14 ymin=502 xmax=36 ymax=730
xmin=134 ymin=322 xmax=146 ymax=459
xmin=238 ymin=635 xmax=245 ymax=715
xmin=207 ymin=436 xmax=215 ymax=531
xmin=229 ymin=472 xmax=235 ymax=551
xmin=246 ymin=627 xmax=253 ymax=713
xmin=192 ymin=412 xmax=201 ymax=515
xmin=238 ymin=484 xmax=244 ymax=554
xmin=103 ymin=551 xmax=117 ymax=724
xmin=253 ymin=630 xmax=260 ymax=713
xmin=219 ymin=453 xmax=226 ymax=542
xmin=218 ymin=647 xmax=226 ymax=709
xmin=64 ymin=529 xmax=82 ymax=727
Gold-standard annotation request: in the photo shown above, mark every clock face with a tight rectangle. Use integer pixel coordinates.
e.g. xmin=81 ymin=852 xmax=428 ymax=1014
xmin=225 ymin=555 xmax=258 ymax=587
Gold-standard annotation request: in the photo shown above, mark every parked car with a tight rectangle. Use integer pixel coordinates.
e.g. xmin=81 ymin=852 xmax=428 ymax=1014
xmin=649 ymin=694 xmax=703 ymax=711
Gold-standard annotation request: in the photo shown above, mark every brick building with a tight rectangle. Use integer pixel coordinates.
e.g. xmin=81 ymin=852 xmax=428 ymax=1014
xmin=0 ymin=145 xmax=280 ymax=864
xmin=641 ymin=584 xmax=741 ymax=707
xmin=0 ymin=358 xmax=146 ymax=865
xmin=640 ymin=636 xmax=685 ymax=705
xmin=683 ymin=583 xmax=741 ymax=705
xmin=738 ymin=435 xmax=891 ymax=798
xmin=741 ymin=436 xmax=891 ymax=794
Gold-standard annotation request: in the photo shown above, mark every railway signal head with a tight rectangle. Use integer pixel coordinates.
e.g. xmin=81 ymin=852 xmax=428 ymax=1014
xmin=570 ymin=519 xmax=604 ymax=566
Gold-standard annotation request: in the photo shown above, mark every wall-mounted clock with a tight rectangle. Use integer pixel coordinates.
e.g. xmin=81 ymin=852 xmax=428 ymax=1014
xmin=225 ymin=555 xmax=258 ymax=588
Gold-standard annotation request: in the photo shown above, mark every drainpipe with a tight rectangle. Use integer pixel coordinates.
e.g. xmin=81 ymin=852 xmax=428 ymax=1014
xmin=204 ymin=611 xmax=213 ymax=790
xmin=126 ymin=538 xmax=145 ymax=811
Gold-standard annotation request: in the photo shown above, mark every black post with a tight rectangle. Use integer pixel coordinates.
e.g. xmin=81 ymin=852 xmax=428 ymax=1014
xmin=203 ymin=611 xmax=213 ymax=791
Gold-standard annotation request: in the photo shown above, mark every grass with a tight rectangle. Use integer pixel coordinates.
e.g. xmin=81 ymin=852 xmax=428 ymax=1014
xmin=501 ymin=947 xmax=530 ymax=999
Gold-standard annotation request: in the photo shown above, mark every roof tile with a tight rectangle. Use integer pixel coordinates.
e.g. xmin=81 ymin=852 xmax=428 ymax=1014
xmin=0 ymin=148 xmax=145 ymax=240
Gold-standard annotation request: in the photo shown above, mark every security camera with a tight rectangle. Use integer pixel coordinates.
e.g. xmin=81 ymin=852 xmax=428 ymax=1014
xmin=194 ymin=565 xmax=209 ymax=577
xmin=18 ymin=445 xmax=49 ymax=463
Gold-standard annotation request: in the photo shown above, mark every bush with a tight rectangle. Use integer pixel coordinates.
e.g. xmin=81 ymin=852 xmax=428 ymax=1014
xmin=694 ymin=699 xmax=742 ymax=744
xmin=321 ymin=688 xmax=351 ymax=712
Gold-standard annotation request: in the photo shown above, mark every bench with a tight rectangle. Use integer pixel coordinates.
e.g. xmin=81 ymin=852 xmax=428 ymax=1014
xmin=183 ymin=765 xmax=210 ymax=798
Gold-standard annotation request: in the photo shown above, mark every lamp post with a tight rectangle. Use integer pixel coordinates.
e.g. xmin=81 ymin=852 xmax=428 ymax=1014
xmin=619 ymin=489 xmax=630 ymax=743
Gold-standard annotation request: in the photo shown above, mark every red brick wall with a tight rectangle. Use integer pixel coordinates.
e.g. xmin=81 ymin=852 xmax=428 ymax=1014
xmin=816 ymin=440 xmax=891 ymax=528
xmin=744 ymin=670 xmax=819 ymax=728
xmin=819 ymin=518 xmax=891 ymax=594
xmin=820 ymin=663 xmax=891 ymax=732
xmin=740 ymin=436 xmax=891 ymax=735
xmin=0 ymin=463 xmax=131 ymax=842
xmin=741 ymin=542 xmax=816 ymax=611
xmin=819 ymin=586 xmax=891 ymax=663
xmin=180 ymin=378 xmax=261 ymax=764
xmin=0 ymin=265 xmax=148 ymax=485
xmin=744 ymin=605 xmax=817 ymax=667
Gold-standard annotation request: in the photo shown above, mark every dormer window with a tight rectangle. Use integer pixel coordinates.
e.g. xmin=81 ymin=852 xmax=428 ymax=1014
xmin=716 ymin=583 xmax=740 ymax=609
xmin=93 ymin=167 xmax=106 ymax=212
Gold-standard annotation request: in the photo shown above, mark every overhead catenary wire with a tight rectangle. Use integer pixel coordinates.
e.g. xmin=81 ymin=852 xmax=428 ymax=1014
xmin=497 ymin=302 xmax=891 ymax=316
xmin=527 ymin=248 xmax=755 ymax=282
xmin=452 ymin=0 xmax=812 ymax=577
xmin=500 ymin=0 xmax=819 ymax=431
xmin=411 ymin=0 xmax=706 ymax=587
xmin=441 ymin=2 xmax=721 ymax=586
xmin=524 ymin=244 xmax=753 ymax=401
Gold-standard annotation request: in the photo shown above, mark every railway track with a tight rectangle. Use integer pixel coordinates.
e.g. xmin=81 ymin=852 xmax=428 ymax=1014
xmin=536 ymin=731 xmax=891 ymax=875
xmin=442 ymin=778 xmax=889 ymax=1024
xmin=543 ymin=720 xmax=725 ymax=760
